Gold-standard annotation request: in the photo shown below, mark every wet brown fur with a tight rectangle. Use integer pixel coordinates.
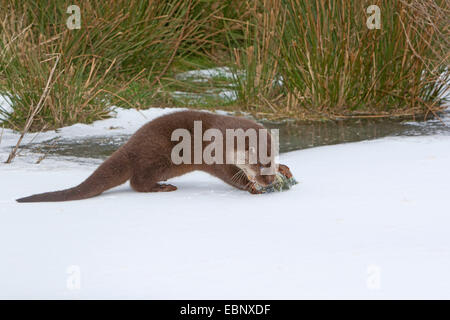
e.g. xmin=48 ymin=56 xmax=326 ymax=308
xmin=16 ymin=111 xmax=282 ymax=202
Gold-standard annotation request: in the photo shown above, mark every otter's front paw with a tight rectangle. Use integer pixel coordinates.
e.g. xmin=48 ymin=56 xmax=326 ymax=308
xmin=278 ymin=164 xmax=293 ymax=178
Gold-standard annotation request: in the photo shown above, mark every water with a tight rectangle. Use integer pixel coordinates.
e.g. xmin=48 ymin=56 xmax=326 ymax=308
xmin=262 ymin=112 xmax=450 ymax=153
xmin=23 ymin=111 xmax=450 ymax=159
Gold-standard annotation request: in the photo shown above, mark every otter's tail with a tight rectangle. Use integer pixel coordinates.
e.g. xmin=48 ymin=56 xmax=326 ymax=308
xmin=16 ymin=150 xmax=131 ymax=203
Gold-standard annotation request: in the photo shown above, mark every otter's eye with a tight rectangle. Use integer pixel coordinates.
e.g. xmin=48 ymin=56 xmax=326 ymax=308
xmin=249 ymin=146 xmax=256 ymax=154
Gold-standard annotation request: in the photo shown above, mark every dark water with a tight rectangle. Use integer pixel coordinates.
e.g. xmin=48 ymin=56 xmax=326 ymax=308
xmin=263 ymin=113 xmax=450 ymax=153
xmin=23 ymin=111 xmax=450 ymax=159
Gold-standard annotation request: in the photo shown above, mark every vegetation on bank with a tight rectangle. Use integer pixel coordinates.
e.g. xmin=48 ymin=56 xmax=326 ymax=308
xmin=0 ymin=0 xmax=449 ymax=132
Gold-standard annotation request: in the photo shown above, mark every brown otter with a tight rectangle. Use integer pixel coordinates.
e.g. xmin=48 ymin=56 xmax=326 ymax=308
xmin=16 ymin=110 xmax=292 ymax=202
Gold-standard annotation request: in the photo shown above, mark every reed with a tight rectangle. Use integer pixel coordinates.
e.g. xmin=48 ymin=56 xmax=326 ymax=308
xmin=245 ymin=0 xmax=449 ymax=119
xmin=0 ymin=0 xmax=215 ymax=130
xmin=1 ymin=0 xmax=448 ymax=132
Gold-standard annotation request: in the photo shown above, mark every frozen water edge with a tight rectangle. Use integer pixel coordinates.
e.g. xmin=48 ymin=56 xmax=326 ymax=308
xmin=1 ymin=134 xmax=450 ymax=299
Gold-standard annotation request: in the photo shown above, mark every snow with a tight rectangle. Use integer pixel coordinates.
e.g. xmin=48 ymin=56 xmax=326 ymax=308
xmin=218 ymin=89 xmax=238 ymax=101
xmin=173 ymin=67 xmax=240 ymax=103
xmin=1 ymin=87 xmax=450 ymax=298
xmin=0 ymin=95 xmax=13 ymax=121
xmin=1 ymin=104 xmax=450 ymax=298
xmin=176 ymin=67 xmax=235 ymax=82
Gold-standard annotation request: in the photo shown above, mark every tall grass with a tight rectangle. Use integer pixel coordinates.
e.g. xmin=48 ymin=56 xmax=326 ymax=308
xmin=1 ymin=0 xmax=449 ymax=135
xmin=228 ymin=0 xmax=449 ymax=119
xmin=228 ymin=0 xmax=285 ymax=112
xmin=0 ymin=0 xmax=214 ymax=131
xmin=0 ymin=15 xmax=115 ymax=131
xmin=280 ymin=0 xmax=449 ymax=118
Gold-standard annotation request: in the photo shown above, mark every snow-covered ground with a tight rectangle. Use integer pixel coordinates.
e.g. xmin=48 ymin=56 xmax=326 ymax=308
xmin=1 ymin=106 xmax=450 ymax=299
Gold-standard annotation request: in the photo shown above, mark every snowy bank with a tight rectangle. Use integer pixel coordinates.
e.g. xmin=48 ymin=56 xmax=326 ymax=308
xmin=1 ymin=134 xmax=450 ymax=299
xmin=0 ymin=107 xmax=186 ymax=165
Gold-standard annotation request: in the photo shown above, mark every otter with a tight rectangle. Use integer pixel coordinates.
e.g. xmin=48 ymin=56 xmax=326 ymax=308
xmin=16 ymin=110 xmax=292 ymax=202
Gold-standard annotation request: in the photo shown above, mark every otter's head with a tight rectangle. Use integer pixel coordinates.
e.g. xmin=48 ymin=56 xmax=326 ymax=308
xmin=234 ymin=142 xmax=277 ymax=188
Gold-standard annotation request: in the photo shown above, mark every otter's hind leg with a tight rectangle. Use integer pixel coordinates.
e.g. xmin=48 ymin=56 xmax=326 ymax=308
xmin=131 ymin=175 xmax=177 ymax=192
xmin=130 ymin=160 xmax=177 ymax=193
